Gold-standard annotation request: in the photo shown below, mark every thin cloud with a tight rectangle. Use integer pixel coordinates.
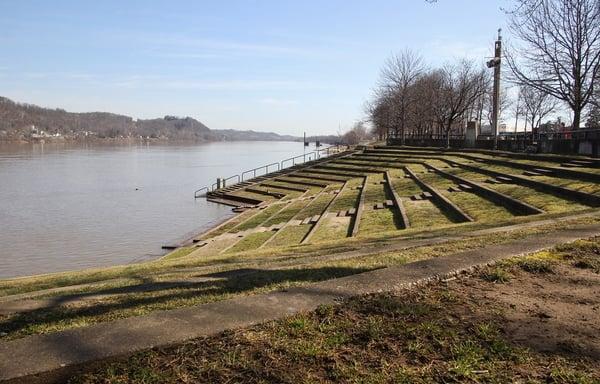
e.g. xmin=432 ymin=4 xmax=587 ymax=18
xmin=158 ymin=52 xmax=224 ymax=59
xmin=108 ymin=30 xmax=316 ymax=58
xmin=426 ymin=38 xmax=491 ymax=63
xmin=154 ymin=79 xmax=320 ymax=91
xmin=258 ymin=98 xmax=299 ymax=106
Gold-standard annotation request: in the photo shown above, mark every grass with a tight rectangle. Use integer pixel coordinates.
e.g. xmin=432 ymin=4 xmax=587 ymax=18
xmin=228 ymin=190 xmax=275 ymax=202
xmin=261 ymin=200 xmax=308 ymax=227
xmin=403 ymin=199 xmax=453 ymax=229
xmin=389 ymin=173 xmax=424 ymax=197
xmin=294 ymin=193 xmax=335 ymax=220
xmin=203 ymin=210 xmax=254 ymax=238
xmin=160 ymin=246 xmax=195 ymax=261
xmin=362 ymin=174 xmax=388 ymax=204
xmin=265 ymin=225 xmax=313 ymax=248
xmin=327 ymin=187 xmax=360 ymax=212
xmin=359 ymin=208 xmax=400 ymax=237
xmin=419 ymin=171 xmax=514 ymax=221
xmin=225 ymin=231 xmax=276 ymax=253
xmin=69 ymin=239 xmax=600 ymax=383
xmin=310 ymin=216 xmax=352 ymax=241
xmin=447 ymin=168 xmax=590 ymax=213
xmin=230 ymin=203 xmax=286 ymax=232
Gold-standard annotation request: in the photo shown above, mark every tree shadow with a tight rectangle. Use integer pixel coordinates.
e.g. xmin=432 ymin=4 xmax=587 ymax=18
xmin=0 ymin=266 xmax=374 ymax=339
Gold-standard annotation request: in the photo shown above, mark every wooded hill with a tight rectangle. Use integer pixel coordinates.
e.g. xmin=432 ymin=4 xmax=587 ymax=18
xmin=0 ymin=96 xmax=299 ymax=142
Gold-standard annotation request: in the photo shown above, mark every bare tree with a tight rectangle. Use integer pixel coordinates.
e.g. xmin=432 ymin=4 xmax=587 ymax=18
xmin=364 ymin=96 xmax=392 ymax=141
xmin=342 ymin=121 xmax=369 ymax=145
xmin=505 ymin=0 xmax=600 ymax=129
xmin=484 ymin=85 xmax=513 ymax=128
xmin=434 ymin=61 xmax=487 ymax=147
xmin=520 ymin=84 xmax=559 ymax=132
xmin=511 ymin=87 xmax=522 ymax=133
xmin=377 ymin=49 xmax=425 ymax=145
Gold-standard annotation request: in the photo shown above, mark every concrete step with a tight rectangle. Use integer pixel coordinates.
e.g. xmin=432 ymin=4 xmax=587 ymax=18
xmin=495 ymin=176 xmax=514 ymax=183
xmin=485 ymin=178 xmax=502 ymax=184
xmin=570 ymin=160 xmax=594 ymax=166
xmin=522 ymin=171 xmax=543 ymax=177
xmin=532 ymin=168 xmax=554 ymax=175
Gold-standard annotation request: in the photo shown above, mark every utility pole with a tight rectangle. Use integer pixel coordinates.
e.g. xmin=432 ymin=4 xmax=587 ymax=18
xmin=303 ymin=131 xmax=306 ymax=163
xmin=487 ymin=29 xmax=502 ymax=150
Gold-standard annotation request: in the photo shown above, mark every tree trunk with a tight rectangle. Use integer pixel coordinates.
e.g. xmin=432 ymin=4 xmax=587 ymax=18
xmin=445 ymin=120 xmax=452 ymax=149
xmin=573 ymin=107 xmax=581 ymax=130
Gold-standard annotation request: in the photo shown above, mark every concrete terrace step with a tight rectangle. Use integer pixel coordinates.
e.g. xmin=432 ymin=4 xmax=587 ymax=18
xmin=445 ymin=159 xmax=600 ymax=207
xmin=426 ymin=163 xmax=543 ymax=216
xmin=570 ymin=160 xmax=595 ymax=166
xmin=273 ymin=177 xmax=328 ymax=188
xmin=207 ymin=192 xmax=263 ymax=207
xmin=532 ymin=168 xmax=555 ymax=175
xmin=404 ymin=166 xmax=474 ymax=223
xmin=495 ymin=176 xmax=514 ymax=183
xmin=522 ymin=171 xmax=543 ymax=177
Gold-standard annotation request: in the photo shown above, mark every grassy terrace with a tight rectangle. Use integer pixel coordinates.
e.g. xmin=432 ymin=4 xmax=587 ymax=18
xmin=418 ymin=171 xmax=515 ymax=222
xmin=2 ymin=146 xmax=600 ymax=345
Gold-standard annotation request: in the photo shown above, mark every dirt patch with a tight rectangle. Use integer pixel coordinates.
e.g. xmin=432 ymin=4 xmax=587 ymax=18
xmin=471 ymin=264 xmax=600 ymax=360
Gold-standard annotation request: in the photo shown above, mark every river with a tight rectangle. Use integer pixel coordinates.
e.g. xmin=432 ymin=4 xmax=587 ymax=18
xmin=0 ymin=140 xmax=318 ymax=279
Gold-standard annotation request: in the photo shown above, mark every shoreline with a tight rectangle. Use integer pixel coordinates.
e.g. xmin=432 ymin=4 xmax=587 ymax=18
xmin=0 ymin=137 xmax=308 ymax=145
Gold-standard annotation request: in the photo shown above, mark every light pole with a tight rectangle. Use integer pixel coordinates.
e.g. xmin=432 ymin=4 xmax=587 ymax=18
xmin=487 ymin=29 xmax=502 ymax=150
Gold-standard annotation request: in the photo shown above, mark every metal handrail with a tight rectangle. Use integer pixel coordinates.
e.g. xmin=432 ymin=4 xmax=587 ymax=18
xmin=223 ymin=174 xmax=240 ymax=187
xmin=241 ymin=162 xmax=280 ymax=181
xmin=194 ymin=145 xmax=340 ymax=198
xmin=194 ymin=186 xmax=209 ymax=198
xmin=281 ymin=151 xmax=316 ymax=169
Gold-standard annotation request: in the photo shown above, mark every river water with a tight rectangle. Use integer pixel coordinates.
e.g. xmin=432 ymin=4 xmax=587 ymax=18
xmin=0 ymin=141 xmax=316 ymax=279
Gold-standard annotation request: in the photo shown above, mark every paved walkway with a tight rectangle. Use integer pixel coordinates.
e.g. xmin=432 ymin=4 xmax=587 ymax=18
xmin=1 ymin=224 xmax=600 ymax=383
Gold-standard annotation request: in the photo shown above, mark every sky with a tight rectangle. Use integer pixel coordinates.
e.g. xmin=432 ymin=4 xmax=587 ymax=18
xmin=0 ymin=0 xmax=514 ymax=136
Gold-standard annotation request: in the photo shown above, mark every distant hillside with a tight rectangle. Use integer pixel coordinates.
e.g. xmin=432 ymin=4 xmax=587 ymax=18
xmin=0 ymin=97 xmax=300 ymax=143
xmin=211 ymin=129 xmax=298 ymax=142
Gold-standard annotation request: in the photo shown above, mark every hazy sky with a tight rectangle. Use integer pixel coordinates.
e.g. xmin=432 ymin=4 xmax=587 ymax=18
xmin=0 ymin=1 xmax=513 ymax=135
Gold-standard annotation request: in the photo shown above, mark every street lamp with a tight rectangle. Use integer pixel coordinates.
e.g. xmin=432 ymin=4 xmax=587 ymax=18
xmin=487 ymin=29 xmax=502 ymax=151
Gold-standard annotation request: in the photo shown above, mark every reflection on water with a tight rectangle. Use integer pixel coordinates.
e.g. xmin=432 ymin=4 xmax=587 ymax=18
xmin=0 ymin=140 xmax=308 ymax=279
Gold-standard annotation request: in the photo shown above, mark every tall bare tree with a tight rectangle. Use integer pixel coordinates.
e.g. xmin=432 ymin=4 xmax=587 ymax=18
xmin=434 ymin=61 xmax=487 ymax=147
xmin=378 ymin=49 xmax=425 ymax=145
xmin=519 ymin=84 xmax=559 ymax=132
xmin=505 ymin=0 xmax=600 ymax=130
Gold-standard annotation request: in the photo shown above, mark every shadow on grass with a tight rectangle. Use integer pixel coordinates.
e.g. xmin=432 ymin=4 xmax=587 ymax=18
xmin=0 ymin=266 xmax=374 ymax=339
